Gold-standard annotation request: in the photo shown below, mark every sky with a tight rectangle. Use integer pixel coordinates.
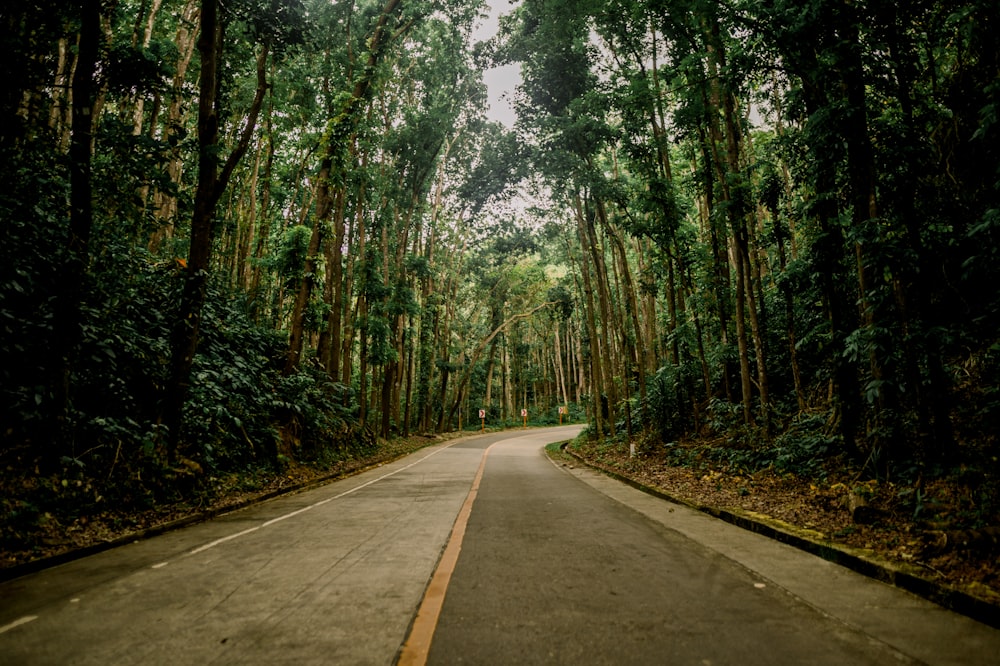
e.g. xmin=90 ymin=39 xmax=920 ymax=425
xmin=473 ymin=2 xmax=521 ymax=127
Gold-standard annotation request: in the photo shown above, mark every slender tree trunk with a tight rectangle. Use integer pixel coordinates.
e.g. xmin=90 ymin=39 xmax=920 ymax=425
xmin=249 ymin=96 xmax=275 ymax=304
xmin=502 ymin=342 xmax=512 ymax=421
xmin=402 ymin=317 xmax=415 ymax=436
xmin=316 ymin=183 xmax=347 ymax=369
xmin=327 ymin=183 xmax=349 ymax=376
xmin=163 ymin=10 xmax=268 ymax=458
xmin=52 ymin=0 xmax=101 ymax=455
xmin=554 ymin=320 xmax=569 ymax=407
xmin=236 ymin=139 xmax=263 ymax=290
xmin=603 ymin=209 xmax=647 ymax=408
xmin=574 ymin=322 xmax=585 ymax=403
xmin=774 ymin=211 xmax=806 ymax=411
xmin=130 ymin=0 xmax=164 ymax=134
xmin=581 ymin=196 xmax=617 ymax=435
xmin=285 ymin=0 xmax=404 ymax=375
xmin=163 ymin=0 xmax=223 ymax=459
xmin=575 ymin=204 xmax=605 ymax=440
xmin=484 ymin=338 xmax=498 ymax=410
xmin=693 ymin=129 xmax=732 ymax=402
xmin=284 ymin=182 xmax=324 ymax=373
xmin=706 ymin=14 xmax=768 ymax=426
xmin=148 ymin=0 xmax=199 ymax=252
xmin=49 ymin=37 xmax=74 ymax=150
xmin=341 ymin=163 xmax=368 ymax=387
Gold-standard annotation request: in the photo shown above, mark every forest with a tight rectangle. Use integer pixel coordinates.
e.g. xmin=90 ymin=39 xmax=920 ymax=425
xmin=2 ymin=0 xmax=999 ymax=579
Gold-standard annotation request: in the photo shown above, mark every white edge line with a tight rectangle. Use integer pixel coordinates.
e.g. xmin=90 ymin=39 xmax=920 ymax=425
xmin=261 ymin=505 xmax=313 ymax=527
xmin=0 ymin=616 xmax=38 ymax=634
xmin=185 ymin=442 xmax=458 ymax=556
xmin=188 ymin=526 xmax=261 ymax=555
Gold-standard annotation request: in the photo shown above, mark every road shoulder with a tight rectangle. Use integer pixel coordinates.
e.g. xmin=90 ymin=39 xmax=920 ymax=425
xmin=553 ymin=448 xmax=1000 ymax=666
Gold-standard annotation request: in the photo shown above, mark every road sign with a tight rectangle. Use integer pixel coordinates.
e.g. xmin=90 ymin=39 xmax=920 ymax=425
xmin=479 ymin=409 xmax=486 ymax=419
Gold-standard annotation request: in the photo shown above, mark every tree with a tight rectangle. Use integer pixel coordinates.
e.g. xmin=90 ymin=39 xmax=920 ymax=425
xmin=162 ymin=0 xmax=294 ymax=459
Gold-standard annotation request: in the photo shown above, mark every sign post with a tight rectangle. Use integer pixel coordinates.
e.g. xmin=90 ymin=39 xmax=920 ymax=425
xmin=558 ymin=405 xmax=566 ymax=424
xmin=479 ymin=408 xmax=486 ymax=432
xmin=521 ymin=408 xmax=527 ymax=429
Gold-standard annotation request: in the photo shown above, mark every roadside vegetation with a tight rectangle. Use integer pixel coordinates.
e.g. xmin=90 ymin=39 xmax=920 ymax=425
xmin=2 ymin=0 xmax=998 ymax=607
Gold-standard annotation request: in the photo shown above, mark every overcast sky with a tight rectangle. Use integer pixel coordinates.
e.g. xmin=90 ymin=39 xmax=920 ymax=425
xmin=474 ymin=2 xmax=521 ymax=127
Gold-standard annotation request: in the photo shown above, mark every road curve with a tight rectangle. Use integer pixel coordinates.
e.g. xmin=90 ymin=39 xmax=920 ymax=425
xmin=421 ymin=432 xmax=1000 ymax=665
xmin=2 ymin=425 xmax=999 ymax=665
xmin=0 ymin=429 xmax=540 ymax=665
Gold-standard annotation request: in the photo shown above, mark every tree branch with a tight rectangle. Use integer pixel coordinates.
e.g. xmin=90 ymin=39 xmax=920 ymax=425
xmin=446 ymin=301 xmax=557 ymax=425
xmin=215 ymin=41 xmax=270 ymax=206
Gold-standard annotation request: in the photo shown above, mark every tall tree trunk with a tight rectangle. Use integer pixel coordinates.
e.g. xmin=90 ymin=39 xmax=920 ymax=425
xmin=236 ymin=138 xmax=263 ymax=290
xmin=52 ymin=0 xmax=101 ymax=454
xmin=284 ymin=177 xmax=325 ymax=373
xmin=148 ymin=0 xmax=200 ymax=252
xmin=341 ymin=161 xmax=369 ymax=387
xmin=163 ymin=0 xmax=223 ymax=459
xmin=402 ymin=317 xmax=415 ymax=437
xmin=162 ymin=10 xmax=268 ymax=458
xmin=554 ymin=320 xmax=569 ymax=407
xmin=601 ymin=201 xmax=647 ymax=404
xmin=130 ymin=0 xmax=164 ymax=135
xmin=574 ymin=322 xmax=585 ymax=403
xmin=316 ymin=183 xmax=347 ymax=369
xmin=484 ymin=337 xmax=498 ymax=410
xmin=285 ymin=0 xmax=404 ymax=375
xmin=249 ymin=92 xmax=276 ymax=305
xmin=502 ymin=342 xmax=512 ymax=421
xmin=730 ymin=237 xmax=754 ymax=424
xmin=693 ymin=126 xmax=732 ymax=403
xmin=581 ymin=196 xmax=617 ymax=436
xmin=575 ymin=202 xmax=605 ymax=440
xmin=327 ymin=184 xmax=349 ymax=376
xmin=633 ymin=238 xmax=660 ymax=372
xmin=50 ymin=36 xmax=75 ymax=151
xmin=706 ymin=14 xmax=768 ymax=426
xmin=773 ymin=205 xmax=806 ymax=412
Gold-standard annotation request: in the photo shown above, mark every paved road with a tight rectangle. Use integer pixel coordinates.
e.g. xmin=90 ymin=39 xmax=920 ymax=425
xmin=2 ymin=426 xmax=999 ymax=665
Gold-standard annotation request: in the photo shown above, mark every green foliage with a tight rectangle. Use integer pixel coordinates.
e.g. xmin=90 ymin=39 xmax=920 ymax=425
xmin=179 ymin=285 xmax=283 ymax=468
xmin=6 ymin=0 xmax=1000 ymax=557
xmin=644 ymin=364 xmax=696 ymax=442
xmin=772 ymin=413 xmax=839 ymax=477
xmin=1 ymin=214 xmax=366 ymax=515
xmin=271 ymin=368 xmax=359 ymax=459
xmin=456 ymin=125 xmax=530 ymax=215
xmin=546 ymin=284 xmax=574 ymax=321
xmin=0 ymin=143 xmax=71 ymax=446
xmin=275 ymin=225 xmax=313 ymax=287
xmin=229 ymin=0 xmax=308 ymax=53
xmin=104 ymin=39 xmax=177 ymax=98
xmin=0 ymin=1 xmax=76 ymax=144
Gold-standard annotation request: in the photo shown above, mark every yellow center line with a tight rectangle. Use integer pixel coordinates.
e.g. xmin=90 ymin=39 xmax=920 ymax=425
xmin=397 ymin=441 xmax=499 ymax=666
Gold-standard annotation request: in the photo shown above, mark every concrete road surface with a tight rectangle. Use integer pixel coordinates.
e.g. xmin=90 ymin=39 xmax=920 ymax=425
xmin=2 ymin=426 xmax=998 ymax=665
